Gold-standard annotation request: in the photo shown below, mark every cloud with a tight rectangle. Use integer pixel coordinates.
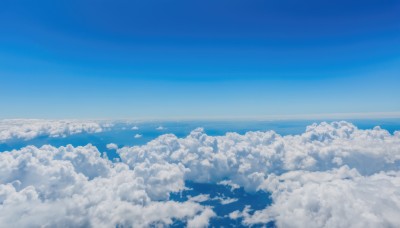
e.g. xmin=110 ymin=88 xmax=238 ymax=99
xmin=156 ymin=126 xmax=166 ymax=130
xmin=218 ymin=197 xmax=238 ymax=205
xmin=187 ymin=208 xmax=216 ymax=228
xmin=1 ymin=121 xmax=400 ymax=227
xmin=218 ymin=180 xmax=240 ymax=191
xmin=106 ymin=143 xmax=118 ymax=150
xmin=116 ymin=121 xmax=400 ymax=227
xmin=0 ymin=144 xmax=214 ymax=227
xmin=188 ymin=194 xmax=211 ymax=203
xmin=132 ymin=126 xmax=139 ymax=130
xmin=118 ymin=121 xmax=400 ymax=191
xmin=134 ymin=134 xmax=142 ymax=139
xmin=241 ymin=167 xmax=400 ymax=227
xmin=0 ymin=119 xmax=113 ymax=142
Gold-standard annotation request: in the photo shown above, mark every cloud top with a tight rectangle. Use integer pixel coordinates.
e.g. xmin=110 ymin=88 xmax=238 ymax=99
xmin=119 ymin=121 xmax=400 ymax=190
xmin=0 ymin=144 xmax=213 ymax=227
xmin=117 ymin=121 xmax=400 ymax=227
xmin=1 ymin=121 xmax=400 ymax=227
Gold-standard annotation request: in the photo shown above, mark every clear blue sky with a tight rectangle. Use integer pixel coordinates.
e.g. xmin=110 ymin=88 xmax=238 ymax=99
xmin=0 ymin=0 xmax=399 ymax=119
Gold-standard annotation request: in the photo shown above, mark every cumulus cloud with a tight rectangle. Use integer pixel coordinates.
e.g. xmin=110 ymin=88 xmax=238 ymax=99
xmin=0 ymin=144 xmax=214 ymax=227
xmin=134 ymin=134 xmax=142 ymax=139
xmin=118 ymin=121 xmax=400 ymax=191
xmin=106 ymin=143 xmax=118 ymax=150
xmin=132 ymin=126 xmax=139 ymax=130
xmin=1 ymin=121 xmax=400 ymax=227
xmin=187 ymin=208 xmax=216 ymax=228
xmin=218 ymin=180 xmax=240 ymax=191
xmin=242 ymin=167 xmax=400 ymax=227
xmin=116 ymin=121 xmax=400 ymax=227
xmin=0 ymin=119 xmax=113 ymax=142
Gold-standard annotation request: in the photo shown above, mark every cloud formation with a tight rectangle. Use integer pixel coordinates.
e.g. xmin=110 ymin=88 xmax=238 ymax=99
xmin=0 ymin=145 xmax=213 ymax=227
xmin=1 ymin=121 xmax=399 ymax=227
xmin=241 ymin=167 xmax=400 ymax=227
xmin=0 ymin=119 xmax=113 ymax=142
xmin=117 ymin=121 xmax=400 ymax=226
xmin=106 ymin=143 xmax=118 ymax=150
xmin=118 ymin=121 xmax=400 ymax=191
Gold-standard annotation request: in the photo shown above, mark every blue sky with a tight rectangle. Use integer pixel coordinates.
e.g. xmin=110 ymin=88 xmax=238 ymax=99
xmin=0 ymin=0 xmax=399 ymax=119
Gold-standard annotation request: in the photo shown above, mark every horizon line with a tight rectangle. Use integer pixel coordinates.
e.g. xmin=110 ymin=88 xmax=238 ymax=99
xmin=2 ymin=111 xmax=400 ymax=122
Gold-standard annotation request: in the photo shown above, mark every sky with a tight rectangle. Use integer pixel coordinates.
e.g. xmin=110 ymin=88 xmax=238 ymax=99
xmin=0 ymin=0 xmax=399 ymax=119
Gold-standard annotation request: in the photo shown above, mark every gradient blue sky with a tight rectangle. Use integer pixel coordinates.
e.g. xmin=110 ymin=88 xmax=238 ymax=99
xmin=0 ymin=0 xmax=399 ymax=119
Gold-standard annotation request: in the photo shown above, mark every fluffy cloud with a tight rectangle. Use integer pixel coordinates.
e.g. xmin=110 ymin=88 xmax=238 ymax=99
xmin=0 ymin=144 xmax=213 ymax=227
xmin=187 ymin=208 xmax=216 ymax=228
xmin=106 ymin=143 xmax=118 ymax=150
xmin=117 ymin=121 xmax=400 ymax=227
xmin=1 ymin=121 xmax=400 ymax=227
xmin=0 ymin=119 xmax=113 ymax=142
xmin=241 ymin=167 xmax=400 ymax=227
xmin=118 ymin=121 xmax=400 ymax=191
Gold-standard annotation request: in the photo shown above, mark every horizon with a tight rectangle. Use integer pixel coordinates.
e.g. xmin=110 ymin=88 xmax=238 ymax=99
xmin=2 ymin=111 xmax=400 ymax=122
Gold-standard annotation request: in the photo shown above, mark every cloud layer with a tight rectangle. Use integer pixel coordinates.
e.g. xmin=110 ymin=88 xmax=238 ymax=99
xmin=118 ymin=121 xmax=400 ymax=226
xmin=0 ymin=119 xmax=112 ymax=142
xmin=1 ymin=121 xmax=399 ymax=227
xmin=242 ymin=167 xmax=400 ymax=227
xmin=119 ymin=121 xmax=400 ymax=190
xmin=0 ymin=145 xmax=213 ymax=227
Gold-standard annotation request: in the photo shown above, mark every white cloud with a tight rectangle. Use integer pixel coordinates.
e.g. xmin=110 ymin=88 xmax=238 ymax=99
xmin=218 ymin=197 xmax=238 ymax=205
xmin=188 ymin=194 xmax=211 ymax=203
xmin=134 ymin=134 xmax=142 ymax=139
xmin=209 ymin=195 xmax=238 ymax=205
xmin=0 ymin=119 xmax=113 ymax=142
xmin=116 ymin=121 xmax=400 ymax=227
xmin=118 ymin=122 xmax=400 ymax=191
xmin=1 ymin=121 xmax=400 ymax=227
xmin=187 ymin=208 xmax=216 ymax=228
xmin=156 ymin=126 xmax=166 ymax=130
xmin=132 ymin=126 xmax=139 ymax=130
xmin=0 ymin=144 xmax=214 ymax=227
xmin=106 ymin=143 xmax=118 ymax=150
xmin=242 ymin=167 xmax=400 ymax=227
xmin=229 ymin=205 xmax=251 ymax=220
xmin=218 ymin=180 xmax=240 ymax=191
